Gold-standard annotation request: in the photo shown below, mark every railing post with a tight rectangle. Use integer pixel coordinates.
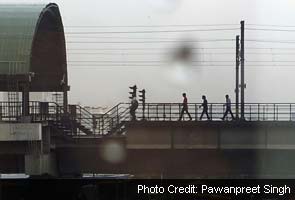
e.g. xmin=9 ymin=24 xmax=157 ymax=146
xmin=179 ymin=104 xmax=181 ymax=121
xmin=116 ymin=105 xmax=119 ymax=125
xmin=250 ymin=105 xmax=252 ymax=121
xmin=195 ymin=104 xmax=198 ymax=121
xmin=210 ymin=104 xmax=213 ymax=120
xmin=290 ymin=104 xmax=292 ymax=121
xmin=147 ymin=104 xmax=149 ymax=120
xmin=169 ymin=104 xmax=172 ymax=121
xmin=102 ymin=117 xmax=105 ymax=135
xmin=257 ymin=104 xmax=260 ymax=121
xmin=92 ymin=117 xmax=96 ymax=134
xmin=97 ymin=118 xmax=100 ymax=134
xmin=163 ymin=104 xmax=166 ymax=121
xmin=156 ymin=104 xmax=159 ymax=120
xmin=222 ymin=104 xmax=225 ymax=120
xmin=262 ymin=105 xmax=265 ymax=121
xmin=273 ymin=104 xmax=275 ymax=121
xmin=276 ymin=105 xmax=279 ymax=121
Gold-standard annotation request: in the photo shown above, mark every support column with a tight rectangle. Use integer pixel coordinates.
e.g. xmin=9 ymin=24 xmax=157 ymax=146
xmin=63 ymin=87 xmax=68 ymax=113
xmin=240 ymin=20 xmax=245 ymax=120
xmin=25 ymin=153 xmax=57 ymax=176
xmin=235 ymin=35 xmax=240 ymax=119
xmin=22 ymin=83 xmax=29 ymax=117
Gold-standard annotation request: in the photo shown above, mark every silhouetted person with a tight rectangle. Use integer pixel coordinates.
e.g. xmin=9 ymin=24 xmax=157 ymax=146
xmin=130 ymin=97 xmax=138 ymax=121
xmin=179 ymin=93 xmax=192 ymax=121
xmin=199 ymin=95 xmax=210 ymax=120
xmin=222 ymin=94 xmax=235 ymax=120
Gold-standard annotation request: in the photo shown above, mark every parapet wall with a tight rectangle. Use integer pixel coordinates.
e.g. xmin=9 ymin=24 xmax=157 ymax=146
xmin=126 ymin=121 xmax=295 ymax=150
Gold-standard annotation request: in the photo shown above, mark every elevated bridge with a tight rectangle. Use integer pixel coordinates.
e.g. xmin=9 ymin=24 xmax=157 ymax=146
xmin=0 ymin=102 xmax=295 ymax=178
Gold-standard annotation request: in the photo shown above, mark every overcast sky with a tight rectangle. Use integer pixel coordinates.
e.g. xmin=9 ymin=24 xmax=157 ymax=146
xmin=2 ymin=0 xmax=295 ymax=107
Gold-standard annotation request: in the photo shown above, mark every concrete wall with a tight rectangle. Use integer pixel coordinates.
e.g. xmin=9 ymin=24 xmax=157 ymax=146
xmin=55 ymin=121 xmax=295 ymax=177
xmin=126 ymin=121 xmax=295 ymax=150
xmin=0 ymin=123 xmax=41 ymax=141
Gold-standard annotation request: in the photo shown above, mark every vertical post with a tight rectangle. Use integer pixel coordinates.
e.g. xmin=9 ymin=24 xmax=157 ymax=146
xmin=257 ymin=103 xmax=260 ymax=121
xmin=163 ymin=104 xmax=166 ymax=121
xmin=236 ymin=35 xmax=240 ymax=119
xmin=169 ymin=104 xmax=172 ymax=121
xmin=22 ymin=83 xmax=30 ymax=117
xmin=63 ymin=84 xmax=68 ymax=114
xmin=195 ymin=104 xmax=198 ymax=121
xmin=210 ymin=104 xmax=212 ymax=120
xmin=240 ymin=21 xmax=245 ymax=120
xmin=273 ymin=104 xmax=275 ymax=121
xmin=116 ymin=105 xmax=119 ymax=124
xmin=290 ymin=104 xmax=292 ymax=121
xmin=147 ymin=104 xmax=150 ymax=120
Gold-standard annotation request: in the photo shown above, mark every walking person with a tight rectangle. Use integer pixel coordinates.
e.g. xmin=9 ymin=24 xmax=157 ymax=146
xmin=199 ymin=95 xmax=210 ymax=120
xmin=222 ymin=94 xmax=235 ymax=120
xmin=130 ymin=97 xmax=138 ymax=121
xmin=179 ymin=93 xmax=192 ymax=121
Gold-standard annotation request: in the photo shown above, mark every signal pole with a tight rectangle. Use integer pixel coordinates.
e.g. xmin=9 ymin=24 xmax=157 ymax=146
xmin=235 ymin=35 xmax=240 ymax=119
xmin=240 ymin=20 xmax=245 ymax=120
xmin=139 ymin=89 xmax=146 ymax=120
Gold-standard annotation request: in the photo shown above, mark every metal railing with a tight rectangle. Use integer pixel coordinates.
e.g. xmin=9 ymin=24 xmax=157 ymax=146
xmin=95 ymin=103 xmax=295 ymax=135
xmin=75 ymin=105 xmax=95 ymax=134
xmin=137 ymin=103 xmax=295 ymax=121
xmin=0 ymin=101 xmax=61 ymax=122
xmin=1 ymin=102 xmax=295 ymax=136
xmin=96 ymin=103 xmax=130 ymax=135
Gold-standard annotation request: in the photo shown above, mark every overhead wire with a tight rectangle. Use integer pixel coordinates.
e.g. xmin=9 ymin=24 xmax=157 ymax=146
xmin=246 ymin=39 xmax=295 ymax=44
xmin=69 ymin=64 xmax=295 ymax=68
xmin=65 ymin=24 xmax=239 ymax=28
xmin=246 ymin=28 xmax=295 ymax=32
xmin=66 ymin=39 xmax=234 ymax=44
xmin=65 ymin=28 xmax=239 ymax=34
xmin=66 ymin=47 xmax=235 ymax=51
xmin=247 ymin=24 xmax=295 ymax=28
xmin=65 ymin=24 xmax=295 ymax=71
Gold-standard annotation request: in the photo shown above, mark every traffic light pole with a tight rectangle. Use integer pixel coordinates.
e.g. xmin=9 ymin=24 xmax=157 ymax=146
xmin=240 ymin=21 xmax=245 ymax=120
xmin=139 ymin=89 xmax=146 ymax=120
xmin=235 ymin=35 xmax=240 ymax=119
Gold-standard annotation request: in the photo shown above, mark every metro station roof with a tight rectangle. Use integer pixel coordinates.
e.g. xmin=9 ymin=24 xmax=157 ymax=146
xmin=0 ymin=3 xmax=68 ymax=92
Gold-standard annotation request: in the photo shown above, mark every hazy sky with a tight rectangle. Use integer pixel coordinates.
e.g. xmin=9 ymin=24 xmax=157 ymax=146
xmin=2 ymin=0 xmax=295 ymax=107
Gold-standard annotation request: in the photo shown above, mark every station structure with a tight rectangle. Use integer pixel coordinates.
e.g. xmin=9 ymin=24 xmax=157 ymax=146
xmin=0 ymin=3 xmax=295 ymax=178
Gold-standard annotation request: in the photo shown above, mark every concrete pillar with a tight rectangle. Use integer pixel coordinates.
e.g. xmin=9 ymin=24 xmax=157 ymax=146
xmin=22 ymin=83 xmax=30 ymax=117
xmin=25 ymin=153 xmax=57 ymax=176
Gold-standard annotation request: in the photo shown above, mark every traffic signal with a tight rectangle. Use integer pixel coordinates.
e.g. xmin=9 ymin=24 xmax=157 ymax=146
xmin=129 ymin=85 xmax=137 ymax=99
xmin=139 ymin=89 xmax=146 ymax=104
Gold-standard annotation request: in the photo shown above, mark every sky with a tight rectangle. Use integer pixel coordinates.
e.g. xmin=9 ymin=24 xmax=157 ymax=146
xmin=1 ymin=0 xmax=295 ymax=108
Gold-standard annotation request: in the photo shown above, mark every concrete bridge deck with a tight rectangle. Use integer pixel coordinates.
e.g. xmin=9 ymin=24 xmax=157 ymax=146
xmin=1 ymin=120 xmax=295 ymax=178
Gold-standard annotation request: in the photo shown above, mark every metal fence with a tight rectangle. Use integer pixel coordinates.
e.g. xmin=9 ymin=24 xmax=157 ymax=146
xmin=1 ymin=101 xmax=295 ymax=135
xmin=94 ymin=103 xmax=295 ymax=135
xmin=0 ymin=101 xmax=61 ymax=122
xmin=136 ymin=103 xmax=295 ymax=121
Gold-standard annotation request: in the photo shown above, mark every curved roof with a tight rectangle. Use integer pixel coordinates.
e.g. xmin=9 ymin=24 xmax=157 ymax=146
xmin=0 ymin=3 xmax=68 ymax=92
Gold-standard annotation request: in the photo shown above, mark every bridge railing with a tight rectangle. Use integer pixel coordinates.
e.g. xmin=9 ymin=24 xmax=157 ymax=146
xmin=1 ymin=102 xmax=295 ymax=136
xmin=244 ymin=103 xmax=295 ymax=121
xmin=137 ymin=103 xmax=295 ymax=121
xmin=0 ymin=101 xmax=61 ymax=122
xmin=96 ymin=103 xmax=130 ymax=135
xmin=74 ymin=105 xmax=95 ymax=134
xmin=94 ymin=103 xmax=295 ymax=135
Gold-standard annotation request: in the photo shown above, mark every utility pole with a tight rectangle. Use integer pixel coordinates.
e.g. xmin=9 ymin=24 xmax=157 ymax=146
xmin=235 ymin=35 xmax=240 ymax=119
xmin=240 ymin=20 xmax=245 ymax=120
